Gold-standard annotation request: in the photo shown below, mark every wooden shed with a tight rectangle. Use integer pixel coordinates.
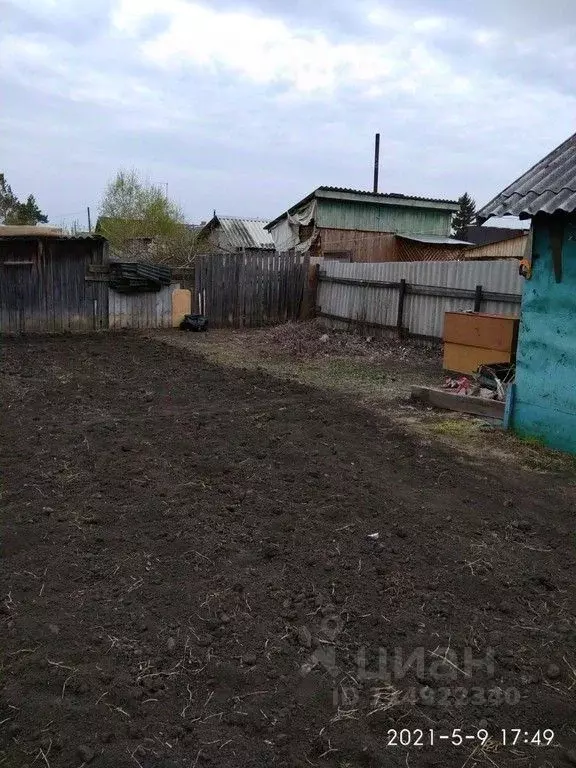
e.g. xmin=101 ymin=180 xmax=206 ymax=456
xmin=265 ymin=187 xmax=465 ymax=262
xmin=0 ymin=231 xmax=109 ymax=333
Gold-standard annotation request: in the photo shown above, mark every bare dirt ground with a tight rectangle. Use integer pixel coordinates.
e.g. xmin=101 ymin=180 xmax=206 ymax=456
xmin=2 ymin=332 xmax=576 ymax=768
xmin=154 ymin=323 xmax=576 ymax=474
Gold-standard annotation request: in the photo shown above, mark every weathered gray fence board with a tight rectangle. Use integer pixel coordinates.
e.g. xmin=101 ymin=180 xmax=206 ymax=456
xmin=194 ymin=252 xmax=309 ymax=328
xmin=108 ymin=284 xmax=175 ymax=329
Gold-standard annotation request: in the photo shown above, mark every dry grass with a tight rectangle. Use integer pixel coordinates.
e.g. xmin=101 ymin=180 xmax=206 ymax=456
xmin=258 ymin=320 xmax=439 ymax=363
xmin=407 ymin=413 xmax=576 ymax=475
xmin=149 ymin=322 xmax=441 ymax=403
xmin=148 ymin=323 xmax=576 ymax=477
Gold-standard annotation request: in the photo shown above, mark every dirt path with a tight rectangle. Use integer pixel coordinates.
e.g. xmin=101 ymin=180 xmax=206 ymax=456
xmin=1 ymin=334 xmax=575 ymax=768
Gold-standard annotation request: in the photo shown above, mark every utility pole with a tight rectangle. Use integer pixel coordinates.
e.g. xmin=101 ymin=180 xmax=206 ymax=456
xmin=87 ymin=206 xmax=92 ymax=233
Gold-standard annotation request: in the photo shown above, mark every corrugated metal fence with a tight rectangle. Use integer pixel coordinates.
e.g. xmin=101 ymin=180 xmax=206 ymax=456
xmin=317 ymin=259 xmax=523 ymax=339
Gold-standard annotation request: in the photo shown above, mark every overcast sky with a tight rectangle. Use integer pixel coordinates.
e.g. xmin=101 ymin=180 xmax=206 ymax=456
xmin=2 ymin=0 xmax=576 ymax=228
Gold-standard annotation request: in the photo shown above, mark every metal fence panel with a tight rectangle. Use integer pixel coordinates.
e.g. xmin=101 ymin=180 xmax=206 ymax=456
xmin=317 ymin=259 xmax=522 ymax=339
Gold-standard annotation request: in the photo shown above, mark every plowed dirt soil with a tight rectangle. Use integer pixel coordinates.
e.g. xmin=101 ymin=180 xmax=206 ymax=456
xmin=2 ymin=333 xmax=575 ymax=768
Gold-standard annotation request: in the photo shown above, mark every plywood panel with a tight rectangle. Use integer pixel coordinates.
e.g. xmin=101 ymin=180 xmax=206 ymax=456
xmin=443 ymin=342 xmax=512 ymax=374
xmin=172 ymin=288 xmax=191 ymax=327
xmin=443 ymin=312 xmax=519 ymax=352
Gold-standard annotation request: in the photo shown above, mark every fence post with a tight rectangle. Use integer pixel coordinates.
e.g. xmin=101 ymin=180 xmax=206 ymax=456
xmin=396 ymin=279 xmax=407 ymax=337
xmin=474 ymin=284 xmax=483 ymax=313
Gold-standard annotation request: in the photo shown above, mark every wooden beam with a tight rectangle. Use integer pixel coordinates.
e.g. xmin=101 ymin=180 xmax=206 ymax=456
xmin=411 ymin=386 xmax=505 ymax=419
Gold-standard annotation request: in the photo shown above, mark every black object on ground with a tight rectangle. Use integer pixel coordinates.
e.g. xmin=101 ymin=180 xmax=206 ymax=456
xmin=477 ymin=362 xmax=515 ymax=391
xmin=179 ymin=314 xmax=208 ymax=332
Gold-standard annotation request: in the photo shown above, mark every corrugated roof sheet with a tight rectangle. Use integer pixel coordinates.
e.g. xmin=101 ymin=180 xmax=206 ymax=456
xmin=478 ymin=131 xmax=576 ymax=222
xmin=218 ymin=217 xmax=274 ymax=249
xmin=317 ymin=186 xmax=458 ymax=206
xmin=397 ymin=234 xmax=472 ymax=246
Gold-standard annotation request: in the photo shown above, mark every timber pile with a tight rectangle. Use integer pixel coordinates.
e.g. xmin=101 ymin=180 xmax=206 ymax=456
xmin=109 ymin=262 xmax=172 ymax=293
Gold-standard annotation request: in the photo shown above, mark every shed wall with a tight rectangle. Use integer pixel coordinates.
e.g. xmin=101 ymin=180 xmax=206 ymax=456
xmin=511 ymin=217 xmax=576 ymax=452
xmin=318 ymin=228 xmax=397 ymax=262
xmin=464 ymin=235 xmax=529 ymax=260
xmin=0 ymin=238 xmax=108 ymax=333
xmin=396 ymin=239 xmax=465 ymax=262
xmin=108 ymin=284 xmax=176 ymax=329
xmin=317 ymin=199 xmax=452 ymax=237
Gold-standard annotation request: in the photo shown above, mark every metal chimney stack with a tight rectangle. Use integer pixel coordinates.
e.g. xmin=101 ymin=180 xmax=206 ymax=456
xmin=373 ymin=133 xmax=380 ymax=193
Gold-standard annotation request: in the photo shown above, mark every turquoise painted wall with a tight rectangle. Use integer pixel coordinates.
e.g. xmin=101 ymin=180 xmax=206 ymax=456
xmin=512 ymin=215 xmax=576 ymax=452
xmin=317 ymin=199 xmax=452 ymax=236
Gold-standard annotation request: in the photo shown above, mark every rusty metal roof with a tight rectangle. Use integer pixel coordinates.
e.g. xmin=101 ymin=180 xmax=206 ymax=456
xmin=199 ymin=216 xmax=274 ymax=250
xmin=478 ymin=131 xmax=576 ymax=222
xmin=0 ymin=225 xmax=64 ymax=237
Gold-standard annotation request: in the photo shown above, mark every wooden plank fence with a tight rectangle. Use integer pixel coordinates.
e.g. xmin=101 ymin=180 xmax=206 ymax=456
xmin=194 ymin=252 xmax=310 ymax=328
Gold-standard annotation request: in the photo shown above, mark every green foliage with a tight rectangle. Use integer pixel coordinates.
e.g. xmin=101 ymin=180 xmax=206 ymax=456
xmin=98 ymin=170 xmax=196 ymax=265
xmin=453 ymin=192 xmax=477 ymax=236
xmin=0 ymin=173 xmax=48 ymax=225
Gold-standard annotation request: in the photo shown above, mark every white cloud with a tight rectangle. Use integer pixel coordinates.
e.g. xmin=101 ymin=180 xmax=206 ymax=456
xmin=2 ymin=0 xmax=576 ymax=223
xmin=0 ymin=31 xmax=172 ymax=122
xmin=111 ymin=0 xmax=471 ymax=96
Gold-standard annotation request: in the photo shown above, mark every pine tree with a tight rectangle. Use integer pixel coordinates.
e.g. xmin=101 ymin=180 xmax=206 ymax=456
xmin=0 ymin=174 xmax=48 ymax=225
xmin=8 ymin=195 xmax=49 ymax=225
xmin=453 ymin=193 xmax=477 ymax=237
xmin=0 ymin=174 xmax=18 ymax=223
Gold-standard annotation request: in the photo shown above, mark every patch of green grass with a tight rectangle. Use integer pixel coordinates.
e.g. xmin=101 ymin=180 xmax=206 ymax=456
xmin=518 ymin=433 xmax=548 ymax=448
xmin=421 ymin=416 xmax=576 ymax=475
xmin=428 ymin=418 xmax=480 ymax=437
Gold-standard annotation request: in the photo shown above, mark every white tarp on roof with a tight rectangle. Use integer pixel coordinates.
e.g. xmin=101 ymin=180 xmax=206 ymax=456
xmin=268 ymin=199 xmax=317 ymax=252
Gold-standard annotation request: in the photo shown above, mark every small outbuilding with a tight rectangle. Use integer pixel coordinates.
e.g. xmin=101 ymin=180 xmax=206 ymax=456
xmin=265 ymin=186 xmax=468 ymax=262
xmin=197 ymin=215 xmax=275 ymax=254
xmin=458 ymin=225 xmax=529 ymax=261
xmin=0 ymin=228 xmax=109 ymax=332
xmin=478 ymin=130 xmax=576 ymax=452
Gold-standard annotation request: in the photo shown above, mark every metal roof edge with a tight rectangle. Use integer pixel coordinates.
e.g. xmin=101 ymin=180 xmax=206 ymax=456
xmin=316 ymin=186 xmax=459 ymax=209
